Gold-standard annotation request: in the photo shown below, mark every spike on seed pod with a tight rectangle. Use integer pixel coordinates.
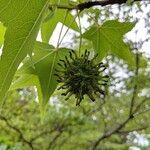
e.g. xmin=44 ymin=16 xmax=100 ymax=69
xmin=55 ymin=69 xmax=60 ymax=72
xmin=76 ymin=98 xmax=82 ymax=106
xmin=71 ymin=50 xmax=77 ymax=57
xmin=87 ymin=93 xmax=95 ymax=102
xmin=57 ymin=63 xmax=65 ymax=68
xmin=61 ymin=93 xmax=66 ymax=96
xmin=54 ymin=50 xmax=109 ymax=106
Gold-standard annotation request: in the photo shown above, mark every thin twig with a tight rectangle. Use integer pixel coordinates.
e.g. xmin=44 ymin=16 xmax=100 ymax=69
xmin=117 ymin=126 xmax=150 ymax=134
xmin=30 ymin=129 xmax=56 ymax=143
xmin=133 ymin=98 xmax=150 ymax=114
xmin=129 ymin=51 xmax=139 ymax=115
xmin=47 ymin=131 xmax=63 ymax=150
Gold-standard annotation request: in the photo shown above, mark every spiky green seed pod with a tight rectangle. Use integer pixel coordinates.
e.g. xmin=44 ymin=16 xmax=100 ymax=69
xmin=55 ymin=50 xmax=109 ymax=106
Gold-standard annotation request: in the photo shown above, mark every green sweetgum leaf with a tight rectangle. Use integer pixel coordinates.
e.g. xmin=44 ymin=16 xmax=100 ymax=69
xmin=0 ymin=0 xmax=50 ymax=104
xmin=41 ymin=3 xmax=79 ymax=43
xmin=10 ymin=74 xmax=39 ymax=90
xmin=82 ymin=20 xmax=135 ymax=65
xmin=10 ymin=74 xmax=43 ymax=112
xmin=12 ymin=41 xmax=69 ymax=110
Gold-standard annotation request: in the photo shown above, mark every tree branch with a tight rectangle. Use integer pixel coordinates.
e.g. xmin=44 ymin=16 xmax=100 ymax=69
xmin=92 ymin=95 xmax=149 ymax=149
xmin=91 ymin=114 xmax=134 ymax=150
xmin=92 ymin=49 xmax=143 ymax=150
xmin=77 ymin=0 xmax=142 ymax=11
xmin=49 ymin=0 xmax=144 ymax=11
xmin=0 ymin=115 xmax=33 ymax=150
